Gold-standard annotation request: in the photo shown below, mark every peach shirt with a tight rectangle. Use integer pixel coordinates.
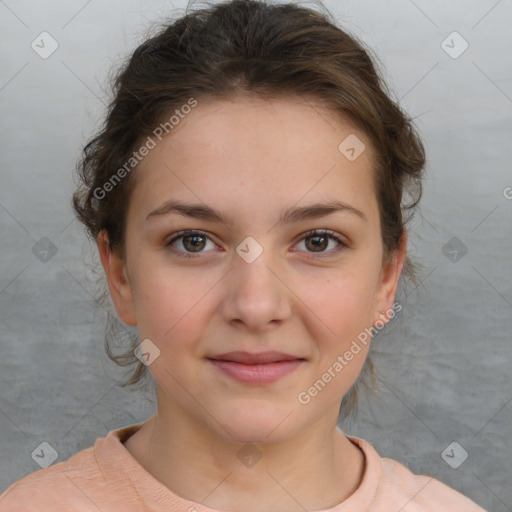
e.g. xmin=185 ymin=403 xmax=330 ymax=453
xmin=0 ymin=423 xmax=487 ymax=511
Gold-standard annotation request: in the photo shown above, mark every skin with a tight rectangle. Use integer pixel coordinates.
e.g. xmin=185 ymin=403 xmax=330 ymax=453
xmin=98 ymin=93 xmax=406 ymax=512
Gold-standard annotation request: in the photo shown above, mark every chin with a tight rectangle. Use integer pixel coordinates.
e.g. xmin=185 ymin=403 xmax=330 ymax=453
xmin=214 ymin=407 xmax=296 ymax=445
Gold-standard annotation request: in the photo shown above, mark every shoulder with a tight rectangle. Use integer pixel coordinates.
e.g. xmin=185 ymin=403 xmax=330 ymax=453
xmin=380 ymin=455 xmax=485 ymax=511
xmin=0 ymin=445 xmax=102 ymax=511
xmin=0 ymin=424 xmax=146 ymax=511
xmin=350 ymin=436 xmax=487 ymax=511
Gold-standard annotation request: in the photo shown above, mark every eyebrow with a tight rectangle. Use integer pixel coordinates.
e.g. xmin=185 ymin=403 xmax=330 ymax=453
xmin=145 ymin=199 xmax=367 ymax=227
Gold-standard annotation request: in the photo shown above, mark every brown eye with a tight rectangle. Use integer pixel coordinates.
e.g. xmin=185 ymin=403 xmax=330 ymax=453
xmin=295 ymin=229 xmax=347 ymax=256
xmin=166 ymin=230 xmax=215 ymax=258
xmin=305 ymin=233 xmax=329 ymax=252
xmin=182 ymin=234 xmax=207 ymax=252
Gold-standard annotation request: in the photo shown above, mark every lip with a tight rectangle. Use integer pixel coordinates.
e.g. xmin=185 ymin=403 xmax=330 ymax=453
xmin=208 ymin=351 xmax=304 ymax=365
xmin=207 ymin=358 xmax=305 ymax=385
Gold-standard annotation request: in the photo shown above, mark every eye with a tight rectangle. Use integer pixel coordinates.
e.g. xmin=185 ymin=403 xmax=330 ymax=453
xmin=166 ymin=230 xmax=216 ymax=259
xmin=294 ymin=229 xmax=348 ymax=256
xmin=166 ymin=228 xmax=348 ymax=259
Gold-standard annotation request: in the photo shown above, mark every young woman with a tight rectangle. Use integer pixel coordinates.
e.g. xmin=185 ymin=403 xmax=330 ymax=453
xmin=0 ymin=0 xmax=487 ymax=510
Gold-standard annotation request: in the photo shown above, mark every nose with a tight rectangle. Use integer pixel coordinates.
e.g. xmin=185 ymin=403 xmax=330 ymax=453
xmin=220 ymin=242 xmax=293 ymax=332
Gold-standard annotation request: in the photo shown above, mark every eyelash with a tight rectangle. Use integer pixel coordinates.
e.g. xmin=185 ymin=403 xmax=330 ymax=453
xmin=165 ymin=229 xmax=348 ymax=259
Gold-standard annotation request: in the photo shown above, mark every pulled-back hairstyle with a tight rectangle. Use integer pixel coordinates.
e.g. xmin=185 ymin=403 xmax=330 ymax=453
xmin=72 ymin=0 xmax=425 ymax=419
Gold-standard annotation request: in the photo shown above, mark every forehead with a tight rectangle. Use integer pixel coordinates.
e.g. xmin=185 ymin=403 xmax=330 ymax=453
xmin=128 ymin=94 xmax=378 ymax=227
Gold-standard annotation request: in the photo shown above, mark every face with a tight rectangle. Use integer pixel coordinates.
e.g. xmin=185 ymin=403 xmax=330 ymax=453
xmin=99 ymin=93 xmax=405 ymax=444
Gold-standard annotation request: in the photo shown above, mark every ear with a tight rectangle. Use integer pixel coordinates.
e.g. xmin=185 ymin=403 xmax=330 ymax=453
xmin=372 ymin=231 xmax=407 ymax=326
xmin=97 ymin=230 xmax=137 ymax=326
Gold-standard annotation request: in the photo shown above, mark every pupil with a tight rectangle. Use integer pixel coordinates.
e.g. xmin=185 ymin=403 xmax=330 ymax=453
xmin=309 ymin=235 xmax=326 ymax=251
xmin=186 ymin=235 xmax=204 ymax=251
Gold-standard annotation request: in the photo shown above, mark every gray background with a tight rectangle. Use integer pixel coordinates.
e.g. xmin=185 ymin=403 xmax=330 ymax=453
xmin=1 ymin=0 xmax=511 ymax=509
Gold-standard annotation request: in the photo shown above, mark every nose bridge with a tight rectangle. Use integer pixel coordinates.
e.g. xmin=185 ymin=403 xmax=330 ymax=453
xmin=223 ymin=235 xmax=292 ymax=330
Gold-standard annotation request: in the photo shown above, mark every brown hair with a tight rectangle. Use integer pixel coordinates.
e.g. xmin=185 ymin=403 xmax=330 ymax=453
xmin=72 ymin=0 xmax=425 ymax=419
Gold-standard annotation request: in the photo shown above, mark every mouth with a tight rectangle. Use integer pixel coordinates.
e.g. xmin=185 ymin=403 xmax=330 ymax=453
xmin=206 ymin=351 xmax=306 ymax=385
xmin=208 ymin=350 xmax=305 ymax=365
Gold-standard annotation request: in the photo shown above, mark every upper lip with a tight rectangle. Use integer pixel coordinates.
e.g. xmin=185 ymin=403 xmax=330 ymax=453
xmin=208 ymin=351 xmax=304 ymax=365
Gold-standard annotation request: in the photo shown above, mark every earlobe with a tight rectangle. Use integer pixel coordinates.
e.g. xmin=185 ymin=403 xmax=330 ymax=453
xmin=372 ymin=232 xmax=407 ymax=326
xmin=97 ymin=230 xmax=137 ymax=326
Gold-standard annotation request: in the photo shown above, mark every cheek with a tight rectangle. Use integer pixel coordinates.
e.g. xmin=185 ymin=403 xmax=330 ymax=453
xmin=130 ymin=257 xmax=218 ymax=351
xmin=293 ymin=272 xmax=376 ymax=401
xmin=294 ymin=264 xmax=379 ymax=342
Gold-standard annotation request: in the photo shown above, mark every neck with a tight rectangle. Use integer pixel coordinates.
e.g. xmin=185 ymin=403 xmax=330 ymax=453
xmin=123 ymin=407 xmax=365 ymax=512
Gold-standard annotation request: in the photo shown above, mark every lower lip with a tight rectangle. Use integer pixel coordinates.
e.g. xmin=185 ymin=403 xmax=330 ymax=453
xmin=207 ymin=359 xmax=304 ymax=384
